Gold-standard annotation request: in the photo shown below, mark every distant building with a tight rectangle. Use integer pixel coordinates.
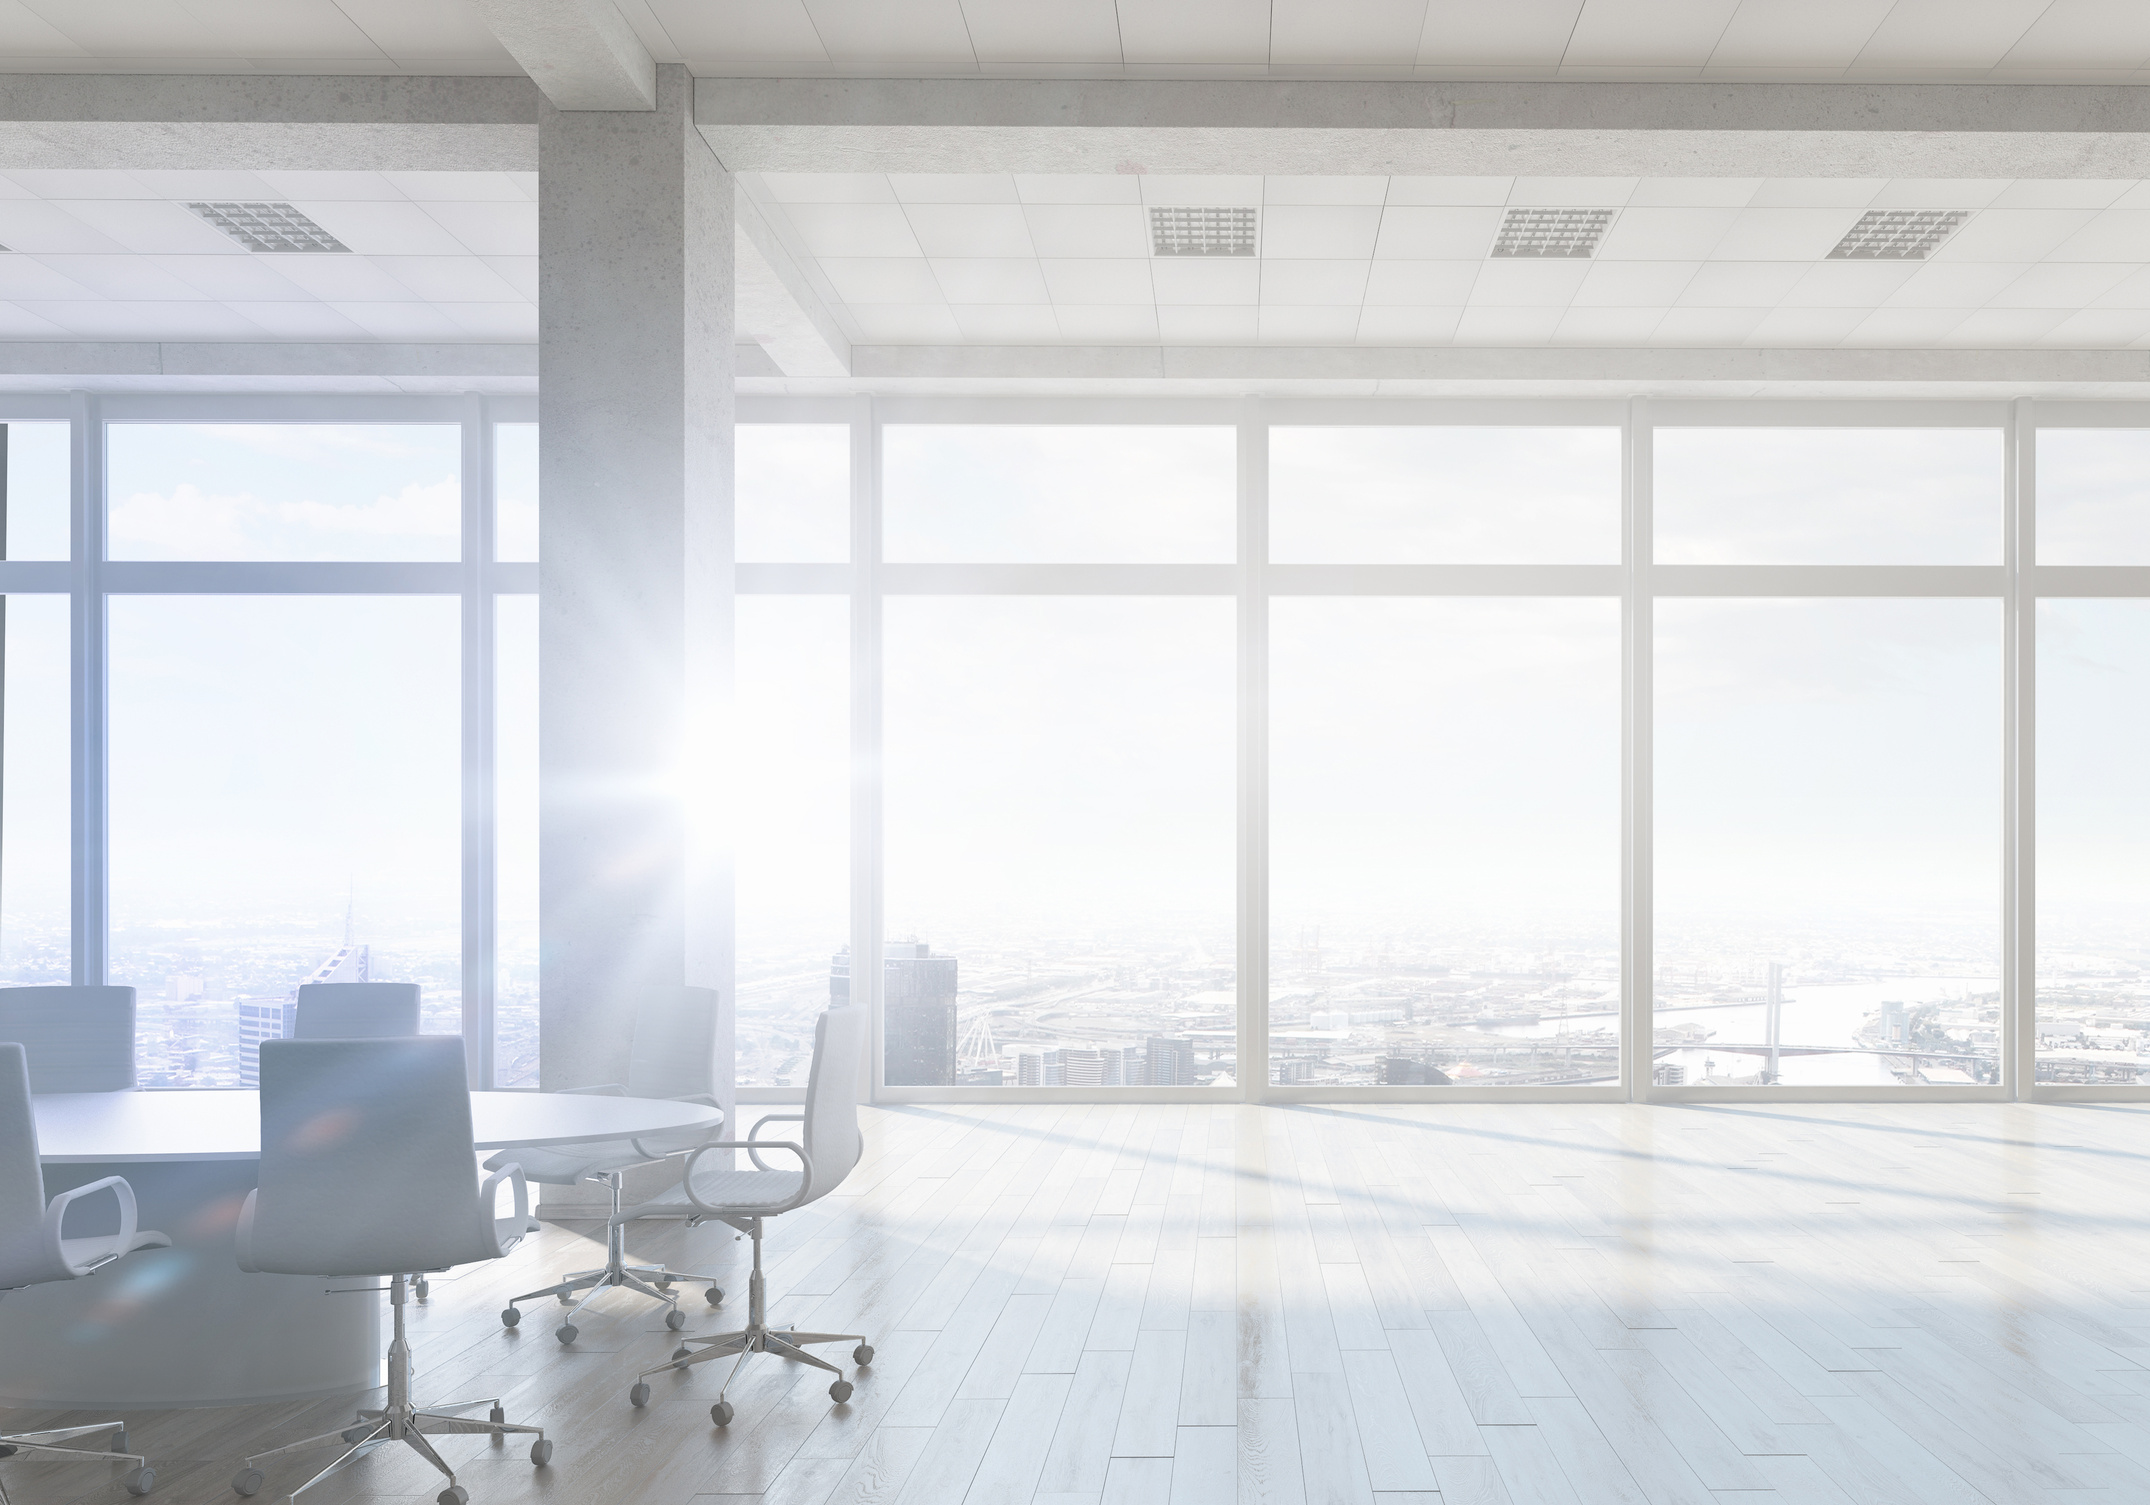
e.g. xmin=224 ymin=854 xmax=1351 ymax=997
xmin=237 ymin=942 xmax=370 ymax=1086
xmin=1879 ymin=1001 xmax=1910 ymax=1048
xmin=1275 ymin=1058 xmax=1315 ymax=1085
xmin=834 ymin=942 xmax=959 ymax=1086
xmin=1144 ymin=1035 xmax=1195 ymax=1086
xmin=1099 ymin=1045 xmax=1143 ymax=1086
xmin=1380 ymin=1056 xmax=1453 ymax=1086
xmin=1653 ymin=1062 xmax=1686 ymax=1086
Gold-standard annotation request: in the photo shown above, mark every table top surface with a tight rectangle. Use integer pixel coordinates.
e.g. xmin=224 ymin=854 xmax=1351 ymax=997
xmin=33 ymin=1089 xmax=725 ymax=1163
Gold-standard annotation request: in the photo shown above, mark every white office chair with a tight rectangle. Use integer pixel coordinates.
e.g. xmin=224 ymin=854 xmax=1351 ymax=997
xmin=624 ymin=1005 xmax=872 ymax=1425
xmin=230 ymin=1037 xmax=551 ymax=1505
xmin=0 ymin=1042 xmax=165 ymax=1500
xmin=292 ymin=982 xmax=422 ymax=1041
xmin=0 ymin=985 xmax=135 ymax=1091
xmin=492 ymin=985 xmax=728 ymax=1344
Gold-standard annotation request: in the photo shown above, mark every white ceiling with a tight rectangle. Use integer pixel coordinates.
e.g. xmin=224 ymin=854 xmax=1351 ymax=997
xmin=748 ymin=173 xmax=2150 ymax=351
xmin=3 ymin=0 xmax=2149 ymax=83
xmin=0 ymin=170 xmax=536 ymax=342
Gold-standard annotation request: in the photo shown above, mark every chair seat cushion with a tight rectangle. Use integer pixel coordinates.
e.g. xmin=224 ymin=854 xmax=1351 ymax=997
xmin=484 ymin=1140 xmax=655 ymax=1184
xmin=682 ymin=1166 xmax=804 ymax=1213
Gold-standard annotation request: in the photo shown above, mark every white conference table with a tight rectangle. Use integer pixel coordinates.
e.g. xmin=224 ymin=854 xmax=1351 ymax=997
xmin=2 ymin=1090 xmax=724 ymax=1409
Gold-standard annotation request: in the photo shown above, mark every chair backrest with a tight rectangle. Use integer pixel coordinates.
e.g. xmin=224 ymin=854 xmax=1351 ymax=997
xmin=626 ymin=986 xmax=721 ymax=1100
xmin=0 ymin=1044 xmax=52 ymax=1280
xmin=0 ymin=986 xmax=135 ymax=1093
xmin=245 ymin=1036 xmax=496 ymax=1278
xmin=293 ymin=982 xmax=422 ymax=1040
xmin=800 ymin=1005 xmax=866 ymax=1202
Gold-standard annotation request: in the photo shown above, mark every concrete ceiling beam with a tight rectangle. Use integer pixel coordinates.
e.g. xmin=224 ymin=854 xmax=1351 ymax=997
xmin=469 ymin=0 xmax=656 ymax=113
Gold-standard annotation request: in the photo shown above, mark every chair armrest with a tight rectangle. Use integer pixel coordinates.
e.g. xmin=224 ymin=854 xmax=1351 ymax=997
xmin=679 ymin=1140 xmax=814 ymax=1218
xmin=559 ymin=1083 xmax=628 ymax=1097
xmin=44 ymin=1176 xmax=137 ymax=1278
xmin=748 ymin=1114 xmax=805 ymax=1172
xmin=627 ymin=1096 xmax=725 ymax=1161
xmin=479 ymin=1164 xmax=535 ymax=1251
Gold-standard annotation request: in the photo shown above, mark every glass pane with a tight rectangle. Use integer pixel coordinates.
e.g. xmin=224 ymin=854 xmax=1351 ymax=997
xmin=6 ymin=423 xmax=69 ymax=560
xmin=0 ymin=595 xmax=69 ymax=982
xmin=496 ymin=423 xmax=537 ymax=563
xmin=108 ymin=424 xmax=461 ymax=561
xmin=734 ymin=597 xmax=848 ymax=1088
xmin=110 ymin=598 xmax=461 ymax=1087
xmin=885 ymin=597 xmax=1235 ymax=1086
xmin=739 ymin=424 xmax=847 ymax=563
xmin=2039 ymin=430 xmax=2150 ymax=564
xmin=1655 ymin=598 xmax=2000 ymax=1088
xmin=2037 ymin=600 xmax=2150 ymax=1084
xmin=496 ymin=595 xmax=538 ymax=1087
xmin=885 ymin=426 xmax=1234 ymax=563
xmin=1655 ymin=428 xmax=2001 ymax=565
xmin=1270 ymin=598 xmax=1621 ymax=1087
xmin=1271 ymin=428 xmax=1621 ymax=564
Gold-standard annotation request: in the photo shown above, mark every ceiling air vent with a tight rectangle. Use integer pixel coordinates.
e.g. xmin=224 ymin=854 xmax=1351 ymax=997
xmin=1150 ymin=206 xmax=1256 ymax=257
xmin=1827 ymin=209 xmax=1970 ymax=260
xmin=187 ymin=202 xmax=350 ymax=253
xmin=1491 ymin=207 xmax=1615 ymax=259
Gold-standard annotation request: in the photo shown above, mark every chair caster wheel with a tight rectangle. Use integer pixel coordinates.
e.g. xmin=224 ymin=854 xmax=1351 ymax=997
xmin=854 ymin=1344 xmax=875 ymax=1366
xmin=232 ymin=1469 xmax=264 ymax=1497
xmin=672 ymin=1345 xmax=691 ymax=1362
xmin=830 ymin=1380 xmax=854 ymax=1403
xmin=710 ymin=1400 xmax=734 ymax=1426
xmin=438 ymin=1487 xmax=470 ymax=1505
xmin=414 ymin=1278 xmax=430 ymax=1300
xmin=530 ymin=1438 xmax=553 ymax=1466
xmin=655 ymin=1275 xmax=672 ymax=1289
xmin=630 ymin=1382 xmax=651 ymax=1407
xmin=0 ymin=1446 xmax=15 ymax=1459
xmin=490 ymin=1405 xmax=506 ymax=1425
xmin=557 ymin=1324 xmax=579 ymax=1345
xmin=665 ymin=1308 xmax=686 ymax=1330
xmin=557 ymin=1292 xmax=574 ymax=1305
xmin=125 ymin=1466 xmax=155 ymax=1496
xmin=705 ymin=1286 xmax=724 ymax=1305
xmin=500 ymin=1307 xmax=520 ymax=1328
xmin=341 ymin=1427 xmax=370 ymax=1444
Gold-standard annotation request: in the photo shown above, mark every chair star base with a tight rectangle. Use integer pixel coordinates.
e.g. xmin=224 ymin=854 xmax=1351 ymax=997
xmin=0 ymin=1421 xmax=154 ymax=1501
xmin=501 ymin=1172 xmax=725 ymax=1343
xmin=232 ymin=1276 xmax=550 ymax=1505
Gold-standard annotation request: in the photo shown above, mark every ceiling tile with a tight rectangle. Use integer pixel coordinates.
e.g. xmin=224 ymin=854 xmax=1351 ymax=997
xmin=386 ymin=171 xmax=526 ymax=202
xmin=375 ymin=255 xmax=526 ymax=303
xmin=1571 ymin=260 xmax=1701 ymax=306
xmin=259 ymin=254 xmax=428 ymax=302
xmin=1986 ymin=262 xmax=2136 ymax=308
xmin=846 ymin=303 xmax=966 ymax=342
xmin=1650 ymin=307 xmax=1768 ymax=343
xmin=481 ymin=255 xmax=539 ymax=301
xmin=758 ymin=174 xmax=898 ymax=204
xmin=1999 ymin=0 xmax=2150 ymax=71
xmin=23 ymin=300 xmax=262 ymax=339
xmin=58 ymin=200 xmax=247 ymax=255
xmin=254 ymin=172 xmax=405 ymax=201
xmin=1469 ymin=260 xmax=1591 ymax=306
xmin=2044 ymin=210 xmax=2150 ymax=262
xmin=1745 ymin=307 xmax=1870 ymax=345
xmin=1356 ymin=305 xmax=1462 ymax=343
xmin=929 ymin=256 xmax=1051 ymax=303
xmin=1707 ymin=207 xmax=1866 ymax=260
xmin=0 ymin=202 xmax=124 ymax=255
xmin=1563 ymin=0 xmax=1743 ymax=65
xmin=644 ymin=0 xmax=828 ymax=60
xmin=0 ymin=301 xmax=76 ymax=338
xmin=327 ymin=300 xmax=465 ymax=339
xmin=1054 ymin=305 xmax=1160 ymax=342
xmin=1373 ymin=207 xmax=1502 ymax=259
xmin=796 ymin=0 xmax=977 ymax=64
xmin=958 ymin=0 xmax=1121 ymax=63
xmin=419 ymin=201 xmax=537 ymax=257
xmin=1040 ymin=258 xmax=1154 ymax=302
xmin=1882 ymin=262 xmax=2030 ymax=307
xmin=221 ymin=301 xmax=371 ymax=339
xmin=1677 ymin=261 xmax=1808 ymax=305
xmin=1260 ymin=259 xmax=1371 ymax=304
xmin=890 ymin=174 xmax=1020 ymax=204
xmin=1554 ymin=307 xmax=1666 ymax=343
xmin=1023 ymin=205 xmax=1149 ymax=258
xmin=1932 ymin=208 xmax=2099 ymax=261
xmin=1364 ymin=260 xmax=1482 ymax=304
xmin=1264 ymin=177 xmax=1392 ymax=205
xmin=1139 ymin=177 xmax=1266 ymax=207
xmin=903 ymin=204 xmax=1036 ymax=256
xmin=3 ymin=170 xmax=157 ymax=200
xmin=1707 ymin=0 xmax=1892 ymax=68
xmin=819 ymin=257 xmax=943 ymax=303
xmin=28 ymin=254 xmax=206 ymax=301
xmin=1258 ymin=306 xmax=1364 ymax=342
xmin=1014 ymin=175 xmax=1143 ymax=205
xmin=950 ymin=305 xmax=1062 ymax=341
xmin=1262 ymin=206 xmax=1383 ymax=258
xmin=1853 ymin=0 xmax=2054 ymax=69
xmin=1505 ymin=178 xmax=1640 ymax=207
xmin=127 ymin=171 xmax=282 ymax=200
xmin=297 ymin=200 xmax=466 ymax=256
xmin=1453 ymin=307 xmax=1562 ymax=343
xmin=2038 ymin=307 xmax=2150 ymax=346
xmin=1935 ymin=308 xmax=2069 ymax=344
xmin=1840 ymin=308 xmax=1972 ymax=345
xmin=782 ymin=204 xmax=925 ymax=258
xmin=1118 ymin=0 xmax=1270 ymax=66
xmin=1157 ymin=305 xmax=1261 ymax=343
xmin=146 ymin=253 xmax=307 ymax=301
xmin=1595 ymin=208 xmax=1740 ymax=259
xmin=1865 ymin=179 xmax=2013 ymax=210
xmin=0 ymin=255 xmax=96 ymax=301
xmin=1413 ymin=3 xmax=1580 ymax=67
xmin=1988 ymin=180 xmax=2139 ymax=209
xmin=1627 ymin=178 xmax=1762 ymax=207
xmin=1778 ymin=261 xmax=1920 ymax=306
xmin=1272 ymin=0 xmax=1428 ymax=65
xmin=1747 ymin=179 xmax=1887 ymax=207
xmin=439 ymin=303 xmax=540 ymax=339
xmin=1151 ymin=259 xmax=1261 ymax=305
xmin=1385 ymin=177 xmax=1514 ymax=205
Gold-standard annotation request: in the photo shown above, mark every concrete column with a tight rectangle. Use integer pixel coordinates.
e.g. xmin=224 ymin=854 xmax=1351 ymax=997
xmin=538 ymin=61 xmax=732 ymax=1199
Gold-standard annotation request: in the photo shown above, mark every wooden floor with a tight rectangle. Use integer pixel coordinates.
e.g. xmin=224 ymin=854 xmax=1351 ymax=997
xmin=12 ymin=1100 xmax=2150 ymax=1505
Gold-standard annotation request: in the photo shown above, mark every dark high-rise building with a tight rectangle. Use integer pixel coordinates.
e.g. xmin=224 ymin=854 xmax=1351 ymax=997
xmin=833 ymin=941 xmax=959 ymax=1086
xmin=1144 ymin=1035 xmax=1195 ymax=1086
